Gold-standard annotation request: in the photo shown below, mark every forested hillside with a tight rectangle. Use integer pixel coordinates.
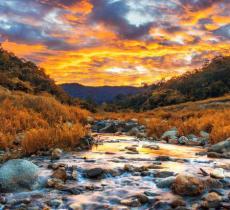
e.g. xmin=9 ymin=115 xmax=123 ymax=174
xmin=112 ymin=56 xmax=230 ymax=111
xmin=0 ymin=47 xmax=71 ymax=104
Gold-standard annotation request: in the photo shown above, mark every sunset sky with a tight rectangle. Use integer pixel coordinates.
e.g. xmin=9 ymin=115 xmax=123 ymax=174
xmin=0 ymin=0 xmax=229 ymax=86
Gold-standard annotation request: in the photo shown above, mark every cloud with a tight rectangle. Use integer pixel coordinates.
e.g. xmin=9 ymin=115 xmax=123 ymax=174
xmin=90 ymin=0 xmax=153 ymax=39
xmin=0 ymin=0 xmax=229 ymax=86
xmin=214 ymin=24 xmax=230 ymax=39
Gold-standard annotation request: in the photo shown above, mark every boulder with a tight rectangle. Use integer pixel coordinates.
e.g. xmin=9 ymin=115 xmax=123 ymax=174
xmin=202 ymin=192 xmax=222 ymax=208
xmin=172 ymin=174 xmax=205 ymax=196
xmin=120 ymin=197 xmax=141 ymax=207
xmin=0 ymin=159 xmax=39 ymax=192
xmin=155 ymin=156 xmax=171 ymax=161
xmin=142 ymin=144 xmax=160 ymax=150
xmin=210 ymin=168 xmax=225 ymax=179
xmin=99 ymin=123 xmax=117 ymax=133
xmin=200 ymin=131 xmax=209 ymax=138
xmin=86 ymin=168 xmax=104 ymax=179
xmin=128 ymin=127 xmax=140 ymax=136
xmin=125 ymin=146 xmax=138 ymax=153
xmin=178 ymin=136 xmax=189 ymax=145
xmin=208 ymin=138 xmax=230 ymax=153
xmin=47 ymin=178 xmax=65 ymax=189
xmin=51 ymin=148 xmax=63 ymax=160
xmin=51 ymin=167 xmax=68 ymax=182
xmin=161 ymin=128 xmax=178 ymax=140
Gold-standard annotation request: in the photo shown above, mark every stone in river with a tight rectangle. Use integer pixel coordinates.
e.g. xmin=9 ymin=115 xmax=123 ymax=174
xmin=120 ymin=197 xmax=141 ymax=207
xmin=51 ymin=167 xmax=68 ymax=182
xmin=155 ymin=156 xmax=171 ymax=161
xmin=86 ymin=168 xmax=104 ymax=179
xmin=172 ymin=174 xmax=205 ymax=196
xmin=208 ymin=138 xmax=230 ymax=153
xmin=202 ymin=192 xmax=222 ymax=208
xmin=210 ymin=168 xmax=225 ymax=179
xmin=51 ymin=148 xmax=63 ymax=160
xmin=0 ymin=159 xmax=39 ymax=192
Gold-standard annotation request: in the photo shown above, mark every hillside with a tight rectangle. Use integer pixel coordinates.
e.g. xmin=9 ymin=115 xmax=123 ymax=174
xmin=111 ymin=56 xmax=230 ymax=111
xmin=61 ymin=83 xmax=145 ymax=104
xmin=0 ymin=47 xmax=90 ymax=156
xmin=0 ymin=47 xmax=71 ymax=104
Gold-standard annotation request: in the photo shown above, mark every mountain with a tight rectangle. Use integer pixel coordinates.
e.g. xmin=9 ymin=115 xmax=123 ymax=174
xmin=0 ymin=47 xmax=71 ymax=104
xmin=61 ymin=83 xmax=145 ymax=104
xmin=111 ymin=56 xmax=230 ymax=111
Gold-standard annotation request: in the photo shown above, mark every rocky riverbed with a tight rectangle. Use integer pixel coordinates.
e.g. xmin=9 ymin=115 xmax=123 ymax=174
xmin=0 ymin=134 xmax=229 ymax=210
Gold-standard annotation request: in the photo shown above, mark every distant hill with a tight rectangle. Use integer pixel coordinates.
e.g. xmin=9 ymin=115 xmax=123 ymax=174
xmin=61 ymin=83 xmax=145 ymax=104
xmin=0 ymin=46 xmax=71 ymax=103
xmin=111 ymin=56 xmax=230 ymax=111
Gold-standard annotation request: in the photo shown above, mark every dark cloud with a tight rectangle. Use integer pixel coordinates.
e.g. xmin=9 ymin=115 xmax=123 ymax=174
xmin=0 ymin=21 xmax=74 ymax=50
xmin=214 ymin=24 xmax=230 ymax=39
xmin=89 ymin=0 xmax=152 ymax=39
xmin=180 ymin=0 xmax=222 ymax=11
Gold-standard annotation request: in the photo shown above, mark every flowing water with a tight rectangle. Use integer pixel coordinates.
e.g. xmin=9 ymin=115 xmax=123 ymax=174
xmin=3 ymin=134 xmax=230 ymax=209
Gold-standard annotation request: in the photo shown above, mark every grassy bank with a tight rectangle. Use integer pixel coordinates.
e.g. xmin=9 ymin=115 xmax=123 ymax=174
xmin=95 ymin=95 xmax=230 ymax=144
xmin=0 ymin=87 xmax=89 ymax=154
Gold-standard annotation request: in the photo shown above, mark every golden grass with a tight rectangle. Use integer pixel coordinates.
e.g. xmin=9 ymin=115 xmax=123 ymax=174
xmin=0 ymin=88 xmax=89 ymax=154
xmin=95 ymin=95 xmax=230 ymax=144
xmin=22 ymin=123 xmax=87 ymax=154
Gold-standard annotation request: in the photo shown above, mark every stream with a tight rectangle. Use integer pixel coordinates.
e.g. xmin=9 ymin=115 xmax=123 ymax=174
xmin=2 ymin=134 xmax=230 ymax=210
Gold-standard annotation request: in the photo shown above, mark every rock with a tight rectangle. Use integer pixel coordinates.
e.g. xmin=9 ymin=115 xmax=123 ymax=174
xmin=124 ymin=164 xmax=134 ymax=172
xmin=51 ymin=167 xmax=68 ymax=182
xmin=200 ymin=131 xmax=209 ymax=139
xmin=51 ymin=148 xmax=63 ymax=160
xmin=207 ymin=152 xmax=223 ymax=158
xmin=47 ymin=178 xmax=65 ymax=189
xmin=48 ymin=199 xmax=63 ymax=208
xmin=156 ymin=177 xmax=176 ymax=188
xmin=155 ymin=171 xmax=174 ymax=178
xmin=178 ymin=136 xmax=189 ymax=145
xmin=210 ymin=168 xmax=225 ymax=179
xmin=0 ymin=159 xmax=39 ymax=192
xmin=161 ymin=128 xmax=178 ymax=140
xmin=86 ymin=168 xmax=104 ymax=179
xmin=208 ymin=138 xmax=230 ymax=153
xmin=69 ymin=203 xmax=82 ymax=210
xmin=172 ymin=174 xmax=205 ymax=196
xmin=205 ymin=177 xmax=223 ymax=189
xmin=168 ymin=139 xmax=178 ymax=144
xmin=71 ymin=169 xmax=78 ymax=180
xmin=142 ymin=144 xmax=160 ymax=150
xmin=171 ymin=198 xmax=186 ymax=208
xmin=155 ymin=156 xmax=171 ymax=161
xmin=186 ymin=139 xmax=201 ymax=146
xmin=202 ymin=192 xmax=222 ymax=208
xmin=135 ymin=194 xmax=149 ymax=204
xmin=120 ymin=198 xmax=141 ymax=207
xmin=100 ymin=123 xmax=117 ymax=133
xmin=196 ymin=151 xmax=207 ymax=156
xmin=125 ymin=146 xmax=138 ymax=153
xmin=128 ymin=127 xmax=140 ymax=136
xmin=48 ymin=163 xmax=67 ymax=170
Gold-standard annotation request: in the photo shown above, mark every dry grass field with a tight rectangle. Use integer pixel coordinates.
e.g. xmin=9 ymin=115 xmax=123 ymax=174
xmin=95 ymin=94 xmax=230 ymax=144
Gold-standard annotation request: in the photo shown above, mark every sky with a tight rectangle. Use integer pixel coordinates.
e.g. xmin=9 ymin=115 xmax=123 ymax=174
xmin=0 ymin=0 xmax=230 ymax=86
